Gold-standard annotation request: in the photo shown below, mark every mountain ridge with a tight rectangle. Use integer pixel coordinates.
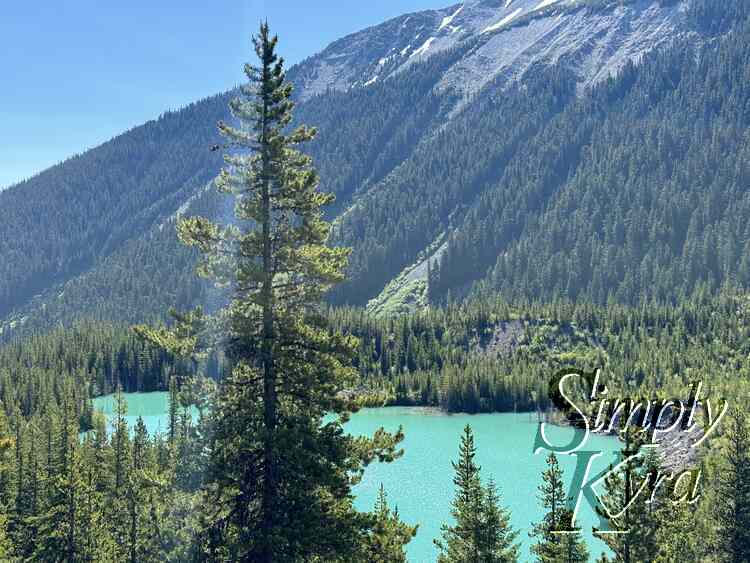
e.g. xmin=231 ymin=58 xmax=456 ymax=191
xmin=293 ymin=0 xmax=690 ymax=106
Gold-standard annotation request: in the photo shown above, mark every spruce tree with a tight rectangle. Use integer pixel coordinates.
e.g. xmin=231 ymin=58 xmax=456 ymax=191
xmin=167 ymin=378 xmax=179 ymax=446
xmin=481 ymin=478 xmax=520 ymax=563
xmin=89 ymin=411 xmax=113 ymax=496
xmin=112 ymin=386 xmax=130 ymax=492
xmin=32 ymin=402 xmax=116 ymax=561
xmin=361 ymin=484 xmax=418 ymax=562
xmin=594 ymin=429 xmax=656 ymax=563
xmin=436 ymin=424 xmax=483 ymax=562
xmin=651 ymin=497 xmax=702 ymax=563
xmin=714 ymin=407 xmax=750 ymax=562
xmin=436 ymin=424 xmax=518 ymax=562
xmin=109 ymin=388 xmax=133 ymax=557
xmin=136 ymin=22 xmax=405 ymax=562
xmin=80 ymin=436 xmax=119 ymax=561
xmin=132 ymin=416 xmax=149 ymax=471
xmin=0 ymin=413 xmax=12 ymax=560
xmin=530 ymin=452 xmax=588 ymax=563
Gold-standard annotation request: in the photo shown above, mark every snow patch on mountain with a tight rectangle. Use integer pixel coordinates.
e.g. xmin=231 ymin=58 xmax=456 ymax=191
xmin=482 ymin=8 xmax=523 ymax=33
xmin=439 ymin=4 xmax=464 ymax=31
xmin=411 ymin=37 xmax=437 ymax=58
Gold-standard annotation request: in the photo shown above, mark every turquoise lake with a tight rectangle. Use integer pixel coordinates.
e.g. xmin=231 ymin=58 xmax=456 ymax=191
xmin=93 ymin=393 xmax=620 ymax=562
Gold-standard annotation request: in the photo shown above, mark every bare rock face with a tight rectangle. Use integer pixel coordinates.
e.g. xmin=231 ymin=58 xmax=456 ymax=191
xmin=292 ymin=0 xmax=691 ymax=105
xmin=601 ymin=406 xmax=705 ymax=473
xmin=656 ymin=423 xmax=702 ymax=473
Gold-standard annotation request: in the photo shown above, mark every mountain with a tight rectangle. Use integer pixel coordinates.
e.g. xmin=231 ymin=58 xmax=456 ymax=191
xmin=294 ymin=0 xmax=688 ymax=105
xmin=1 ymin=0 xmax=748 ymax=337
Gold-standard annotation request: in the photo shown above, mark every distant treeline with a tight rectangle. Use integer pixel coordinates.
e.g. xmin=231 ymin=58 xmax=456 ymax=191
xmin=3 ymin=290 xmax=749 ymax=422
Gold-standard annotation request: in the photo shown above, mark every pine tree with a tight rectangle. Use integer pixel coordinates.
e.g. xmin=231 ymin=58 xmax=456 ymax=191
xmin=651 ymin=498 xmax=701 ymax=563
xmin=714 ymin=407 xmax=750 ymax=562
xmin=530 ymin=452 xmax=588 ymax=563
xmin=89 ymin=411 xmax=113 ymax=496
xmin=594 ymin=429 xmax=655 ymax=563
xmin=361 ymin=484 xmax=417 ymax=562
xmin=0 ymin=412 xmax=12 ymax=560
xmin=79 ymin=436 xmax=119 ymax=561
xmin=123 ymin=466 xmax=166 ymax=563
xmin=136 ymin=22 xmax=404 ymax=562
xmin=436 ymin=424 xmax=483 ymax=562
xmin=481 ymin=478 xmax=520 ymax=563
xmin=110 ymin=388 xmax=132 ymax=556
xmin=112 ymin=386 xmax=130 ymax=492
xmin=436 ymin=424 xmax=518 ymax=562
xmin=132 ymin=417 xmax=149 ymax=471
xmin=167 ymin=378 xmax=179 ymax=446
xmin=0 ymin=511 xmax=12 ymax=561
xmin=32 ymin=403 xmax=116 ymax=561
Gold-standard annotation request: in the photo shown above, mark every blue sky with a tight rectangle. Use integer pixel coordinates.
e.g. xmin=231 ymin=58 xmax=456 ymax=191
xmin=0 ymin=0 xmax=449 ymax=190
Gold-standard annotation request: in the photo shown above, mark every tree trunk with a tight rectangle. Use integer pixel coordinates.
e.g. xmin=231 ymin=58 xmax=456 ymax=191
xmin=259 ymin=59 xmax=277 ymax=563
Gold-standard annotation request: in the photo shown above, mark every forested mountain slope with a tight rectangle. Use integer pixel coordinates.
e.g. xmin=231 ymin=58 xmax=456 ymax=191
xmin=327 ymin=0 xmax=750 ymax=308
xmin=0 ymin=95 xmax=228 ymax=327
xmin=1 ymin=0 xmax=747 ymax=338
xmin=435 ymin=17 xmax=750 ymax=304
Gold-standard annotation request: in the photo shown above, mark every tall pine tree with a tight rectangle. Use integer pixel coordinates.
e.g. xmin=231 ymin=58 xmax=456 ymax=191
xmin=436 ymin=424 xmax=518 ymax=562
xmin=136 ymin=22 xmax=405 ymax=562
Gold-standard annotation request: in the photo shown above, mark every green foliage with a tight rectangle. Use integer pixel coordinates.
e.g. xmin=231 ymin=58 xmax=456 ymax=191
xmin=594 ymin=430 xmax=659 ymax=563
xmin=438 ymin=9 xmax=750 ymax=306
xmin=0 ymin=93 xmax=227 ymax=324
xmin=137 ymin=24 xmax=409 ymax=562
xmin=712 ymin=408 xmax=750 ymax=562
xmin=592 ymin=403 xmax=750 ymax=563
xmin=435 ymin=424 xmax=519 ymax=562
xmin=530 ymin=452 xmax=589 ymax=563
xmin=2 ymin=5 xmax=750 ymax=561
xmin=360 ymin=484 xmax=417 ymax=562
xmin=650 ymin=499 xmax=703 ymax=563
xmin=0 ymin=378 xmax=214 ymax=561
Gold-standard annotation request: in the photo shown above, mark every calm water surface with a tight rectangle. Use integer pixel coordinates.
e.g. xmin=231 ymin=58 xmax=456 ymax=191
xmin=94 ymin=393 xmax=619 ymax=562
xmin=93 ymin=392 xmax=197 ymax=435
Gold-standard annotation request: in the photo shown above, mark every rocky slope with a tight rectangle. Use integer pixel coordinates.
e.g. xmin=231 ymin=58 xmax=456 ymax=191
xmin=294 ymin=0 xmax=690 ymax=106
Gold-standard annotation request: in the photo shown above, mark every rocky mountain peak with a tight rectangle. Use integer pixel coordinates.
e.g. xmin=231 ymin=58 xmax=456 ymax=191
xmin=292 ymin=0 xmax=690 ymax=104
